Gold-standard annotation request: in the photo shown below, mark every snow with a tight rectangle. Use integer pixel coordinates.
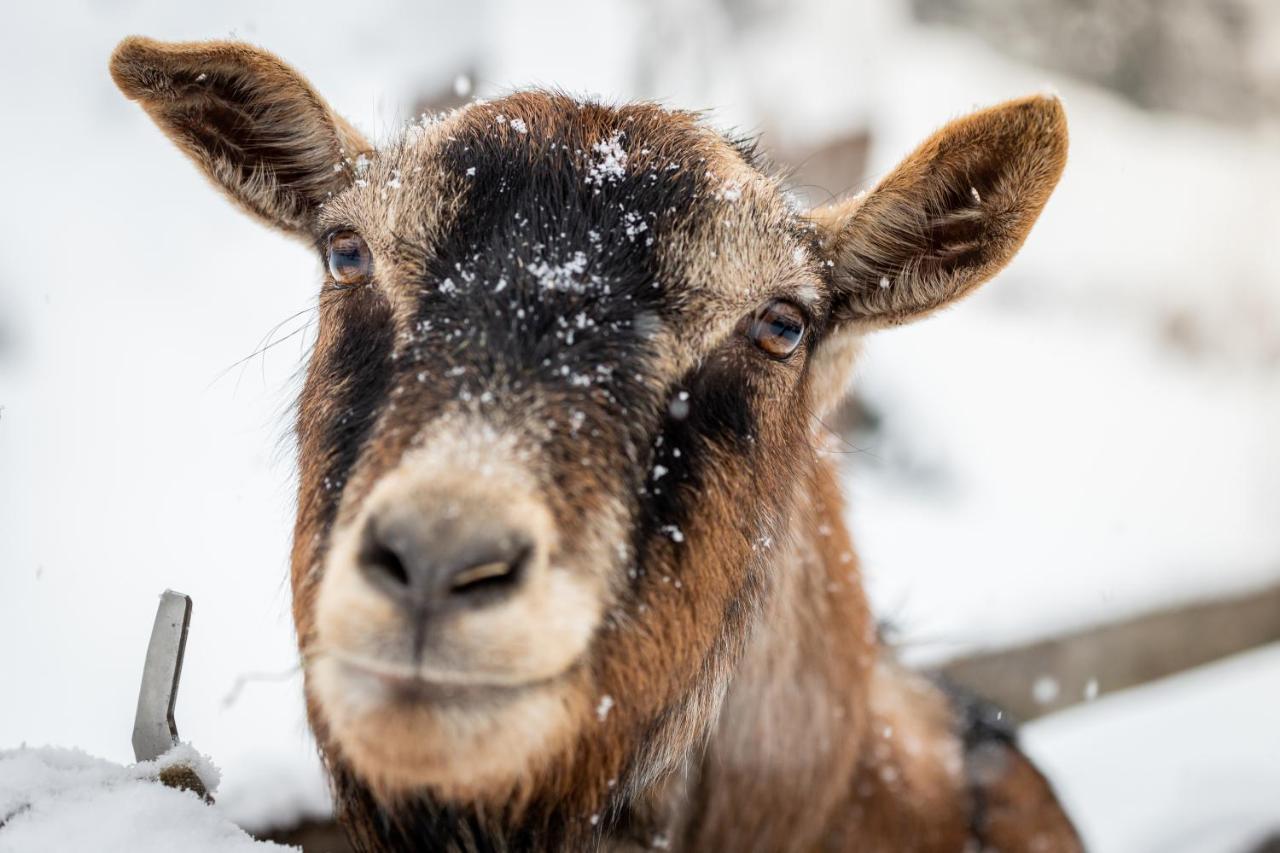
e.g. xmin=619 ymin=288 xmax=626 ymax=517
xmin=668 ymin=392 xmax=691 ymax=420
xmin=1 ymin=0 xmax=1277 ymax=847
xmin=585 ymin=132 xmax=629 ymax=187
xmin=0 ymin=744 xmax=292 ymax=852
xmin=1024 ymin=642 xmax=1280 ymax=853
xmin=846 ymin=297 xmax=1280 ymax=659
xmin=527 ymin=251 xmax=596 ymax=292
xmin=1031 ymin=675 xmax=1060 ymax=706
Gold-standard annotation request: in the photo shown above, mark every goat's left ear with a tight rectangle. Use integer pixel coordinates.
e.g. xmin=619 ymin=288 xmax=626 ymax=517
xmin=110 ymin=36 xmax=372 ymax=240
xmin=813 ymin=95 xmax=1068 ymax=330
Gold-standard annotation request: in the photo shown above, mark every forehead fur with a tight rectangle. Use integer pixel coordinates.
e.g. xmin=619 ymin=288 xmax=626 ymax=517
xmin=317 ymin=91 xmax=824 ymax=363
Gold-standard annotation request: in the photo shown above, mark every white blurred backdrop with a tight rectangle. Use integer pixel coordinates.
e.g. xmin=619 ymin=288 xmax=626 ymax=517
xmin=2 ymin=1 xmax=1278 ymax=850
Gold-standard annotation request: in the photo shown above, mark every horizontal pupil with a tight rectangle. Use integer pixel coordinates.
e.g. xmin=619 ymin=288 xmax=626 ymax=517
xmin=767 ymin=317 xmax=801 ymax=342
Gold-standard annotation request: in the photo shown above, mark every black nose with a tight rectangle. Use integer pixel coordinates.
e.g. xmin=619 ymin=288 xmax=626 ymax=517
xmin=358 ymin=511 xmax=531 ymax=613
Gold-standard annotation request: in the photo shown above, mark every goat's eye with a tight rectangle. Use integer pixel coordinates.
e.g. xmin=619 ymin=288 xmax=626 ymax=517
xmin=327 ymin=231 xmax=372 ymax=285
xmin=747 ymin=299 xmax=806 ymax=358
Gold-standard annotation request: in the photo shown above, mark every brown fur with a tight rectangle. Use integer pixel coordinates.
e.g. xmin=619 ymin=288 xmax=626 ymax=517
xmin=112 ymin=36 xmax=1079 ymax=852
xmin=110 ymin=36 xmax=372 ymax=238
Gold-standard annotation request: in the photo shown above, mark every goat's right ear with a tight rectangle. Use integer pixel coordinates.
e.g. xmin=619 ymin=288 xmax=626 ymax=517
xmin=110 ymin=36 xmax=372 ymax=239
xmin=813 ymin=95 xmax=1067 ymax=330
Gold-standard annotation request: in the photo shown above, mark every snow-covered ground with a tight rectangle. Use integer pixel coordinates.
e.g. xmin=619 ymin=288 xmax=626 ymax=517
xmin=2 ymin=0 xmax=1277 ymax=848
xmin=1025 ymin=642 xmax=1280 ymax=853
xmin=0 ymin=744 xmax=288 ymax=852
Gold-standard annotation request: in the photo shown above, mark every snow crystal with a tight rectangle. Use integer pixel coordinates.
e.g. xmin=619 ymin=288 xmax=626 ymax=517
xmin=509 ymin=118 xmax=528 ymax=134
xmin=878 ymin=276 xmax=891 ymax=290
xmin=720 ymin=182 xmax=742 ymax=201
xmin=596 ymin=694 xmax=615 ymax=721
xmin=667 ymin=391 xmax=690 ymax=420
xmin=585 ymin=132 xmax=628 ymax=187
xmin=969 ymin=186 xmax=981 ymax=204
xmin=661 ymin=525 xmax=685 ymax=543
xmin=1084 ymin=677 xmax=1100 ymax=701
xmin=652 ymin=465 xmax=668 ymax=480
xmin=465 ymin=166 xmax=476 ymax=177
xmin=452 ymin=73 xmax=472 ymax=98
xmin=622 ymin=210 xmax=649 ymax=242
xmin=1032 ymin=675 xmax=1061 ymax=705
xmin=527 ymin=251 xmax=595 ymax=292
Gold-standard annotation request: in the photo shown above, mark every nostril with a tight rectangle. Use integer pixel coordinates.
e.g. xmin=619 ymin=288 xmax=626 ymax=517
xmin=359 ymin=531 xmax=411 ymax=589
xmin=447 ymin=546 xmax=529 ymax=597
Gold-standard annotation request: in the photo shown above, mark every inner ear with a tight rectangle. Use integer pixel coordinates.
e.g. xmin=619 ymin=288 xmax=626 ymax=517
xmin=110 ymin=36 xmax=372 ymax=238
xmin=818 ymin=95 xmax=1068 ymax=328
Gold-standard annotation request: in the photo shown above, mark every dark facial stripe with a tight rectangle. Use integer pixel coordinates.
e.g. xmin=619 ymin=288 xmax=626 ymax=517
xmin=297 ymin=288 xmax=396 ymax=542
xmin=629 ymin=350 xmax=760 ymax=577
xmin=409 ymin=104 xmax=713 ymax=371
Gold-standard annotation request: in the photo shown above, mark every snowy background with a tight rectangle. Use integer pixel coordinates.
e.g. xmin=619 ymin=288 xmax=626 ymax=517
xmin=1 ymin=1 xmax=1278 ymax=850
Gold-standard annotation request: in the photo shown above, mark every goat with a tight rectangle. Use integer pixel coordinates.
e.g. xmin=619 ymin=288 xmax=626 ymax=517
xmin=111 ymin=36 xmax=1079 ymax=852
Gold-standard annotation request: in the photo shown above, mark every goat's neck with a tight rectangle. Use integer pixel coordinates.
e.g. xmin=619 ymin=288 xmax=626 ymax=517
xmin=674 ymin=458 xmax=874 ymax=846
xmin=667 ymin=457 xmax=972 ymax=850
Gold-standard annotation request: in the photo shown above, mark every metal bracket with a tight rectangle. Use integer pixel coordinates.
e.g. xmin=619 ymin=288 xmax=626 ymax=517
xmin=132 ymin=590 xmax=192 ymax=763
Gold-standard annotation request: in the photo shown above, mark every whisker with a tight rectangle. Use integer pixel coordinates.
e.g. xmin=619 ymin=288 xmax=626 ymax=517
xmin=205 ymin=304 xmax=319 ymax=391
xmin=806 ymin=402 xmax=881 ymax=460
xmin=221 ymin=663 xmax=302 ymax=708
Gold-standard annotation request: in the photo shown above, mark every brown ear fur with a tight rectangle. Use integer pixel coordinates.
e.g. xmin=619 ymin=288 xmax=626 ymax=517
xmin=822 ymin=95 xmax=1068 ymax=328
xmin=109 ymin=36 xmax=372 ymax=237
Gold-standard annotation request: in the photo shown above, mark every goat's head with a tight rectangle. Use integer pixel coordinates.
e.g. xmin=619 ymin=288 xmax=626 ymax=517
xmin=112 ymin=37 xmax=1066 ymax=808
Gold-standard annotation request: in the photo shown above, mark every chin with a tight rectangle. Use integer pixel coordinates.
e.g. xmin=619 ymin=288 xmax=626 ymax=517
xmin=311 ymin=654 xmax=590 ymax=801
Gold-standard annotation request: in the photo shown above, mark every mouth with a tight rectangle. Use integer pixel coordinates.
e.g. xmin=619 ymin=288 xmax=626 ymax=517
xmin=311 ymin=645 xmax=591 ymax=797
xmin=329 ymin=650 xmax=560 ymax=707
